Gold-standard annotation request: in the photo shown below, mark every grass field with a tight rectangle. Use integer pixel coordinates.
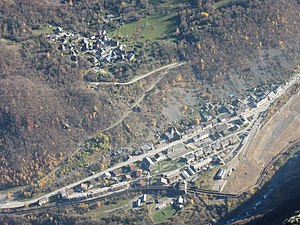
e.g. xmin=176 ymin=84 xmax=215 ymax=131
xmin=151 ymin=206 xmax=177 ymax=224
xmin=151 ymin=159 xmax=185 ymax=175
xmin=108 ymin=12 xmax=178 ymax=43
xmin=85 ymin=199 xmax=130 ymax=219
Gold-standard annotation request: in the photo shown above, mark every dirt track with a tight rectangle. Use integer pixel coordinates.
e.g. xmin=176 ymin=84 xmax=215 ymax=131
xmin=224 ymin=92 xmax=300 ymax=193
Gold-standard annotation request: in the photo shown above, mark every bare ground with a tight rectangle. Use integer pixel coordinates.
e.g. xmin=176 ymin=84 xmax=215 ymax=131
xmin=224 ymin=92 xmax=300 ymax=193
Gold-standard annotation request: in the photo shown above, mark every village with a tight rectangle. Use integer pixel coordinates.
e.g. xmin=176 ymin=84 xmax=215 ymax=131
xmin=47 ymin=26 xmax=136 ymax=68
xmin=36 ymin=73 xmax=300 ymax=214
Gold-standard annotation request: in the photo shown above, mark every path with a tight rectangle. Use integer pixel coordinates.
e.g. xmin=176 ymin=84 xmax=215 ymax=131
xmin=88 ymin=62 xmax=186 ymax=86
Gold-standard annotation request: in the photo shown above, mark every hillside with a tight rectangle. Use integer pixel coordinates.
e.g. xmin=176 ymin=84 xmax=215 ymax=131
xmin=0 ymin=0 xmax=299 ymax=223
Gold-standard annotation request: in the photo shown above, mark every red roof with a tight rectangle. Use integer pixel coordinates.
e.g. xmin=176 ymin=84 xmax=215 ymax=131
xmin=112 ymin=169 xmax=121 ymax=177
xmin=138 ymin=179 xmax=146 ymax=186
xmin=129 ymin=164 xmax=135 ymax=171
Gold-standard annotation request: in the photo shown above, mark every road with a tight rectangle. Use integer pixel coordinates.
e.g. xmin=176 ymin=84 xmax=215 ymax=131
xmin=1 ymin=73 xmax=299 ymax=209
xmin=102 ymin=64 xmax=183 ymax=132
xmin=31 ymin=61 xmax=186 ymax=186
xmin=88 ymin=62 xmax=186 ymax=86
xmin=0 ymin=116 xmax=233 ymax=209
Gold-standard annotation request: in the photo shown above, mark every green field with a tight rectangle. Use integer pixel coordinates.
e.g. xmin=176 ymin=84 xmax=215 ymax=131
xmin=85 ymin=199 xmax=130 ymax=219
xmin=151 ymin=159 xmax=185 ymax=175
xmin=108 ymin=12 xmax=178 ymax=43
xmin=151 ymin=206 xmax=177 ymax=224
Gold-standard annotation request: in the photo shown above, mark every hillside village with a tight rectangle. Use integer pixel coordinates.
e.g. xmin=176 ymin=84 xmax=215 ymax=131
xmin=36 ymin=75 xmax=296 ymax=210
xmin=48 ymin=27 xmax=136 ymax=68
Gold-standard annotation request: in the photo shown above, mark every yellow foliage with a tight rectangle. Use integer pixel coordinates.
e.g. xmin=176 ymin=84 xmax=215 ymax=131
xmin=200 ymin=59 xmax=205 ymax=70
xmin=100 ymin=163 xmax=105 ymax=170
xmin=188 ymin=199 xmax=195 ymax=206
xmin=175 ymin=74 xmax=183 ymax=82
xmin=201 ymin=12 xmax=209 ymax=17
xmin=150 ymin=119 xmax=157 ymax=127
xmin=194 ymin=116 xmax=201 ymax=125
xmin=278 ymin=40 xmax=284 ymax=48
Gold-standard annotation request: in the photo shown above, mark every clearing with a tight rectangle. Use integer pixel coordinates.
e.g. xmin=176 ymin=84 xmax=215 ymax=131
xmin=108 ymin=12 xmax=178 ymax=43
xmin=151 ymin=205 xmax=177 ymax=224
xmin=224 ymin=92 xmax=300 ymax=193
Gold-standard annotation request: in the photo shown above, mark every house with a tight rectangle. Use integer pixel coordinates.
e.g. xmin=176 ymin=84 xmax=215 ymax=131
xmin=162 ymin=127 xmax=181 ymax=142
xmin=54 ymin=27 xmax=63 ymax=34
xmin=214 ymin=124 xmax=228 ymax=133
xmin=153 ymin=153 xmax=166 ymax=162
xmin=138 ymin=179 xmax=146 ymax=186
xmin=202 ymin=146 xmax=213 ymax=155
xmin=211 ymin=141 xmax=222 ymax=151
xmin=125 ymin=174 xmax=132 ymax=181
xmin=142 ymin=157 xmax=155 ymax=171
xmin=80 ymin=183 xmax=88 ymax=191
xmin=221 ymin=138 xmax=230 ymax=148
xmin=228 ymin=135 xmax=239 ymax=145
xmin=167 ymin=143 xmax=190 ymax=160
xmin=192 ymin=135 xmax=200 ymax=143
xmin=212 ymin=155 xmax=224 ymax=165
xmin=168 ymin=177 xmax=176 ymax=184
xmin=111 ymin=169 xmax=121 ymax=177
xmin=202 ymin=121 xmax=213 ymax=128
xmin=198 ymin=131 xmax=210 ymax=140
xmin=214 ymin=132 xmax=224 ymax=139
xmin=218 ymin=113 xmax=230 ymax=122
xmin=180 ymin=171 xmax=190 ymax=179
xmin=256 ymin=97 xmax=269 ymax=107
xmin=215 ymin=168 xmax=226 ymax=180
xmin=268 ymin=91 xmax=276 ymax=100
xmin=135 ymin=169 xmax=143 ymax=177
xmin=110 ymin=182 xmax=128 ymax=192
xmin=217 ymin=105 xmax=229 ymax=114
xmin=164 ymin=169 xmax=180 ymax=179
xmin=194 ymin=150 xmax=204 ymax=159
xmin=160 ymin=177 xmax=168 ymax=185
xmin=129 ymin=164 xmax=135 ymax=172
xmin=176 ymin=196 xmax=184 ymax=208
xmin=137 ymin=199 xmax=142 ymax=207
xmin=186 ymin=167 xmax=195 ymax=176
xmin=141 ymin=143 xmax=153 ymax=152
xmin=193 ymin=158 xmax=212 ymax=171
xmin=142 ymin=194 xmax=147 ymax=202
xmin=38 ymin=197 xmax=49 ymax=206
xmin=184 ymin=153 xmax=195 ymax=164
xmin=59 ymin=189 xmax=68 ymax=199
xmin=211 ymin=118 xmax=219 ymax=125
xmin=230 ymin=118 xmax=245 ymax=126
xmin=101 ymin=172 xmax=111 ymax=180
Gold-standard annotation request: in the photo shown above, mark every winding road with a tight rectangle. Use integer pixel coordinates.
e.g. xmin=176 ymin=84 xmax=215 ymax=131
xmin=88 ymin=62 xmax=186 ymax=86
xmin=102 ymin=62 xmax=186 ymax=132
